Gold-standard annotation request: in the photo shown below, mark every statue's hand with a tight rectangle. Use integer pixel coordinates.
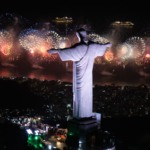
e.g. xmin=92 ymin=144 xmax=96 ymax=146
xmin=47 ymin=49 xmax=58 ymax=54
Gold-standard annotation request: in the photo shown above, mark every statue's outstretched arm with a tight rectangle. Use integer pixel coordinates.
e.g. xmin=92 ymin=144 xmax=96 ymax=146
xmin=95 ymin=42 xmax=112 ymax=56
xmin=47 ymin=49 xmax=60 ymax=54
xmin=105 ymin=43 xmax=112 ymax=48
xmin=47 ymin=45 xmax=83 ymax=61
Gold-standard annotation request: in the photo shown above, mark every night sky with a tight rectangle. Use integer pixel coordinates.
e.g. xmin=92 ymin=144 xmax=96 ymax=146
xmin=1 ymin=0 xmax=149 ymax=25
xmin=0 ymin=0 xmax=149 ymax=36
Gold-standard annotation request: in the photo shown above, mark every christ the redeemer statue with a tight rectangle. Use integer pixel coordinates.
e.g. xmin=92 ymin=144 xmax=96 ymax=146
xmin=48 ymin=29 xmax=112 ymax=119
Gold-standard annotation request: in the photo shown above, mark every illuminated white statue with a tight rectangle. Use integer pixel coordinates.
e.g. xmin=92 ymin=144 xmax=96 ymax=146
xmin=48 ymin=29 xmax=112 ymax=119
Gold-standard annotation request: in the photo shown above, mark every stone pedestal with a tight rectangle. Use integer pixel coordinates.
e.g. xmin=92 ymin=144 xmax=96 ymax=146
xmin=66 ymin=117 xmax=99 ymax=149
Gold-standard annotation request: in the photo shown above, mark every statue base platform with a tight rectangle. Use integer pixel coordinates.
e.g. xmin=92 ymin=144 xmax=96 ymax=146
xmin=66 ymin=117 xmax=99 ymax=149
xmin=68 ymin=117 xmax=98 ymax=130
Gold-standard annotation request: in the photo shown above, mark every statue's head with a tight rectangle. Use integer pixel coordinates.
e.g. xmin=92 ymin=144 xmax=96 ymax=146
xmin=76 ymin=28 xmax=88 ymax=44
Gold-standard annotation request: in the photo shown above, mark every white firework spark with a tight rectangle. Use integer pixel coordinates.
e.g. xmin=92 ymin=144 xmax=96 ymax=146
xmin=117 ymin=36 xmax=145 ymax=61
xmin=87 ymin=33 xmax=109 ymax=44
xmin=125 ymin=36 xmax=145 ymax=58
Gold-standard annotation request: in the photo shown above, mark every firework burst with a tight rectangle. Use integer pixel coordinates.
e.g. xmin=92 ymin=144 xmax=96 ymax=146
xmin=0 ymin=30 xmax=13 ymax=56
xmin=19 ymin=29 xmax=52 ymax=53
